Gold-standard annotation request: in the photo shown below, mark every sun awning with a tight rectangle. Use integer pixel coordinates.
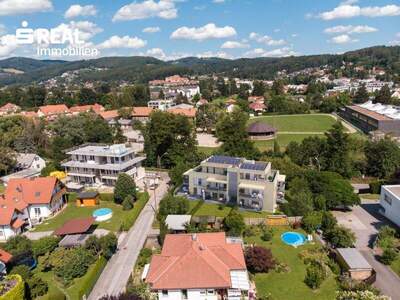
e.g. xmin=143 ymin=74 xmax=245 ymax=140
xmin=238 ymin=182 xmax=265 ymax=190
xmin=206 ymin=177 xmax=227 ymax=184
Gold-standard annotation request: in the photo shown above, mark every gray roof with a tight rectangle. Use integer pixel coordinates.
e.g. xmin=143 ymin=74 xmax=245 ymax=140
xmin=337 ymin=248 xmax=372 ymax=270
xmin=165 ymin=215 xmax=191 ymax=230
xmin=247 ymin=122 xmax=277 ymax=134
xmin=59 ymin=234 xmax=91 ymax=248
xmin=62 ymin=156 xmax=145 ymax=171
xmin=66 ymin=144 xmax=135 ymax=157
xmin=16 ymin=153 xmax=37 ymax=169
xmin=77 ymin=191 xmax=99 ymax=199
xmin=0 ymin=169 xmax=41 ymax=183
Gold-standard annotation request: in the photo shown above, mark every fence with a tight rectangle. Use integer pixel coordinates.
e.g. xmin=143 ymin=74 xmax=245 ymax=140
xmin=244 ymin=215 xmax=302 ymax=226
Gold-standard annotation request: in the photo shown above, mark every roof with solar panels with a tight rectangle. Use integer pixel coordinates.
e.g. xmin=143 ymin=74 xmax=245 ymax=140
xmin=204 ymin=155 xmax=269 ymax=171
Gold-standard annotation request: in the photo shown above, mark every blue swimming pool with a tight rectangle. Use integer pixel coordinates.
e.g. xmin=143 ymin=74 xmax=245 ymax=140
xmin=281 ymin=232 xmax=307 ymax=246
xmin=93 ymin=208 xmax=113 ymax=221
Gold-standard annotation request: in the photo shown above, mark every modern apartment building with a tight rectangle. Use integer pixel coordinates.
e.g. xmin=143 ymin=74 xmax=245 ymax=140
xmin=183 ymin=155 xmax=285 ymax=212
xmin=62 ymin=144 xmax=146 ymax=186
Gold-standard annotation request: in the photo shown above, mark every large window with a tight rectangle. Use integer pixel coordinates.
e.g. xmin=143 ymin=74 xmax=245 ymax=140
xmin=34 ymin=207 xmax=41 ymax=217
xmin=384 ymin=194 xmax=392 ymax=205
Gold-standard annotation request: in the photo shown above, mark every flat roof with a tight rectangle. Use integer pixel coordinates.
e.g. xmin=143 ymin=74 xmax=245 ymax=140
xmin=347 ymin=105 xmax=391 ymax=121
xmin=59 ymin=234 xmax=91 ymax=247
xmin=66 ymin=144 xmax=135 ymax=157
xmin=384 ymin=185 xmax=400 ymax=198
xmin=54 ymin=217 xmax=95 ymax=236
xmin=165 ymin=215 xmax=191 ymax=231
xmin=337 ymin=248 xmax=372 ymax=270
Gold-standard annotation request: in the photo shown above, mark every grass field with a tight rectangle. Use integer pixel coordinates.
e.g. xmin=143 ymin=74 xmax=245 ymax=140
xmin=254 ymin=133 xmax=325 ymax=151
xmin=194 ymin=202 xmax=232 ymax=218
xmin=250 ymin=114 xmax=339 ymax=133
xmin=33 ymin=193 xmax=148 ymax=232
xmin=245 ymin=227 xmax=337 ymax=300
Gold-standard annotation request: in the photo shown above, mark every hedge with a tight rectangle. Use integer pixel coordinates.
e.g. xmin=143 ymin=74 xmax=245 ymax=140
xmin=99 ymin=193 xmax=114 ymax=202
xmin=0 ymin=274 xmax=24 ymax=300
xmin=77 ymin=256 xmax=107 ymax=300
xmin=120 ymin=193 xmax=149 ymax=231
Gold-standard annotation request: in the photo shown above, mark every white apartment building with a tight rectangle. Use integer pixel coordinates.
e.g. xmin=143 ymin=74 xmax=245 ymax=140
xmin=380 ymin=185 xmax=400 ymax=227
xmin=147 ymin=99 xmax=176 ymax=111
xmin=62 ymin=144 xmax=145 ymax=186
xmin=183 ymin=155 xmax=285 ymax=212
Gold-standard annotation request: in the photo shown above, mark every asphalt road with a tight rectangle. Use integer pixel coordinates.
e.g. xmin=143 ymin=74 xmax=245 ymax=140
xmin=88 ymin=174 xmax=169 ymax=300
xmin=334 ymin=204 xmax=400 ymax=300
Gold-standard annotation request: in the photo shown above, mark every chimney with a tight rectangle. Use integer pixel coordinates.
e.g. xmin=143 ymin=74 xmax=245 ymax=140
xmin=192 ymin=234 xmax=197 ymax=241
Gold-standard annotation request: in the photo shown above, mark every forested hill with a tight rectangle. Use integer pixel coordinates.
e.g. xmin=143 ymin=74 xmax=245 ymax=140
xmin=0 ymin=45 xmax=399 ymax=86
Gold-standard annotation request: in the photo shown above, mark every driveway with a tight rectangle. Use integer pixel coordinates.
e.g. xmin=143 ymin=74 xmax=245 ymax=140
xmin=88 ymin=173 xmax=170 ymax=299
xmin=333 ymin=204 xmax=400 ymax=299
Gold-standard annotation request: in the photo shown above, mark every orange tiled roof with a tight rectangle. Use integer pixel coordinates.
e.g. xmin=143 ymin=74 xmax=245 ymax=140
xmin=0 ymin=103 xmax=20 ymax=112
xmin=38 ymin=104 xmax=69 ymax=116
xmin=146 ymin=232 xmax=246 ymax=290
xmin=167 ymin=107 xmax=197 ymax=118
xmin=99 ymin=110 xmax=118 ymax=120
xmin=70 ymin=103 xmax=104 ymax=114
xmin=0 ymin=249 xmax=12 ymax=264
xmin=132 ymin=107 xmax=153 ymax=117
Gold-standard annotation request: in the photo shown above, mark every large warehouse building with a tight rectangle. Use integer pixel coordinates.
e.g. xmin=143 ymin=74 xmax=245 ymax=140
xmin=340 ymin=101 xmax=400 ymax=136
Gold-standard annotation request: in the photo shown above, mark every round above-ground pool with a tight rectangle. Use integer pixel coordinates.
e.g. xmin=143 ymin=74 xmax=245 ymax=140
xmin=93 ymin=208 xmax=113 ymax=222
xmin=281 ymin=231 xmax=307 ymax=247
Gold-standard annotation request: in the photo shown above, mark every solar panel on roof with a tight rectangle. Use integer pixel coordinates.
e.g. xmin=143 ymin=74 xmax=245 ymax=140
xmin=240 ymin=162 xmax=267 ymax=171
xmin=207 ymin=155 xmax=241 ymax=165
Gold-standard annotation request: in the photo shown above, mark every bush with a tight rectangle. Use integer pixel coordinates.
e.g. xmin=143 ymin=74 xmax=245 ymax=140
xmin=114 ymin=173 xmax=136 ymax=204
xmin=45 ymin=288 xmax=66 ymax=300
xmin=27 ymin=275 xmax=48 ymax=298
xmin=243 ymin=225 xmax=261 ymax=237
xmin=0 ymin=274 xmax=24 ymax=300
xmin=3 ymin=236 xmax=33 ymax=260
xmin=137 ymin=248 xmax=152 ymax=268
xmin=380 ymin=247 xmax=398 ymax=265
xmin=324 ymin=225 xmax=355 ymax=248
xmin=120 ymin=193 xmax=149 ymax=231
xmin=261 ymin=228 xmax=274 ymax=242
xmin=304 ymin=263 xmax=325 ymax=289
xmin=32 ymin=236 xmax=60 ymax=258
xmin=302 ymin=211 xmax=323 ymax=233
xmin=336 ymin=290 xmax=390 ymax=300
xmin=370 ymin=181 xmax=383 ymax=194
xmin=9 ymin=265 xmax=31 ymax=280
xmin=99 ymin=193 xmax=114 ymax=202
xmin=224 ymin=209 xmax=245 ymax=236
xmin=85 ymin=235 xmax=102 ymax=255
xmin=321 ymin=211 xmax=337 ymax=232
xmin=378 ymin=225 xmax=397 ymax=241
xmin=245 ymin=246 xmax=276 ymax=273
xmin=99 ymin=233 xmax=118 ymax=260
xmin=78 ymin=257 xmax=107 ymax=299
xmin=122 ymin=195 xmax=134 ymax=211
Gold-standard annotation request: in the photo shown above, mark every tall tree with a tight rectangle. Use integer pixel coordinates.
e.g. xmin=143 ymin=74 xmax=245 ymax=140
xmin=353 ymin=83 xmax=368 ymax=104
xmin=114 ymin=173 xmax=137 ymax=204
xmin=365 ymin=138 xmax=400 ymax=179
xmin=271 ymin=80 xmax=284 ymax=95
xmin=252 ymin=80 xmax=266 ymax=96
xmin=216 ymin=109 xmax=259 ymax=159
xmin=375 ymin=84 xmax=392 ymax=104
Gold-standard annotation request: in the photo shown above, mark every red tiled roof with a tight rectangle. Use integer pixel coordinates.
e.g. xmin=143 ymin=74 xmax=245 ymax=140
xmin=132 ymin=107 xmax=153 ymax=117
xmin=53 ymin=217 xmax=95 ymax=236
xmin=38 ymin=104 xmax=69 ymax=116
xmin=167 ymin=107 xmax=197 ymax=118
xmin=0 ymin=249 xmax=12 ymax=264
xmin=99 ymin=110 xmax=118 ymax=120
xmin=249 ymin=102 xmax=266 ymax=111
xmin=0 ymin=103 xmax=20 ymax=112
xmin=146 ymin=232 xmax=246 ymax=290
xmin=70 ymin=103 xmax=104 ymax=114
xmin=0 ymin=194 xmax=27 ymax=226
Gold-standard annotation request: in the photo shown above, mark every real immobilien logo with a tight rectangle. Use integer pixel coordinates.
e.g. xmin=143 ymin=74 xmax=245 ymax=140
xmin=15 ymin=21 xmax=99 ymax=57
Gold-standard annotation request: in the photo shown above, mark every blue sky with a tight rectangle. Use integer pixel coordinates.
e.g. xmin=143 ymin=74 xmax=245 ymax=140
xmin=0 ymin=0 xmax=399 ymax=60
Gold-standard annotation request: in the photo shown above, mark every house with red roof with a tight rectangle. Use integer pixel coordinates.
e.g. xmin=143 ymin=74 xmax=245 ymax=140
xmin=70 ymin=103 xmax=105 ymax=115
xmin=144 ymin=232 xmax=250 ymax=300
xmin=0 ymin=103 xmax=20 ymax=116
xmin=0 ymin=177 xmax=66 ymax=241
xmin=37 ymin=104 xmax=70 ymax=121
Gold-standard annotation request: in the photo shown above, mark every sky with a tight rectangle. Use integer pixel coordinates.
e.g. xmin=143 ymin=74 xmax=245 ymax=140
xmin=0 ymin=0 xmax=399 ymax=61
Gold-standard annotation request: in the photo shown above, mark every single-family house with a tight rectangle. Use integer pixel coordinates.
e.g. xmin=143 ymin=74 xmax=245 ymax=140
xmin=70 ymin=103 xmax=105 ymax=115
xmin=249 ymin=102 xmax=267 ymax=114
xmin=144 ymin=232 xmax=250 ymax=300
xmin=132 ymin=107 xmax=153 ymax=123
xmin=165 ymin=215 xmax=191 ymax=233
xmin=0 ymin=177 xmax=67 ymax=241
xmin=0 ymin=103 xmax=20 ymax=116
xmin=1 ymin=153 xmax=46 ymax=185
xmin=37 ymin=104 xmax=70 ymax=121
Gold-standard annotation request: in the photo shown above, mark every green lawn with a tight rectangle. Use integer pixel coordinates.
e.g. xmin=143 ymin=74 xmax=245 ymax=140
xmin=250 ymin=114 xmax=338 ymax=133
xmin=193 ymin=203 xmax=232 ymax=218
xmin=254 ymin=133 xmax=325 ymax=151
xmin=198 ymin=146 xmax=218 ymax=156
xmin=245 ymin=227 xmax=337 ymax=300
xmin=33 ymin=193 xmax=149 ymax=232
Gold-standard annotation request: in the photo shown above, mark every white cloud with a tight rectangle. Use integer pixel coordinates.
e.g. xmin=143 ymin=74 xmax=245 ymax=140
xmin=142 ymin=26 xmax=161 ymax=33
xmin=145 ymin=47 xmax=166 ymax=59
xmin=329 ymin=34 xmax=358 ymax=44
xmin=291 ymin=33 xmax=298 ymax=38
xmin=197 ymin=51 xmax=232 ymax=59
xmin=64 ymin=4 xmax=97 ymax=19
xmin=397 ymin=32 xmax=400 ymax=38
xmin=324 ymin=25 xmax=378 ymax=34
xmin=98 ymin=35 xmax=147 ymax=49
xmin=319 ymin=4 xmax=400 ymax=20
xmin=50 ymin=21 xmax=102 ymax=44
xmin=340 ymin=0 xmax=358 ymax=5
xmin=0 ymin=0 xmax=52 ymax=16
xmin=213 ymin=0 xmax=225 ymax=3
xmin=244 ymin=47 xmax=298 ymax=58
xmin=113 ymin=0 xmax=177 ymax=21
xmin=0 ymin=34 xmax=18 ymax=58
xmin=221 ymin=41 xmax=249 ymax=49
xmin=249 ymin=32 xmax=286 ymax=46
xmin=171 ymin=23 xmax=236 ymax=41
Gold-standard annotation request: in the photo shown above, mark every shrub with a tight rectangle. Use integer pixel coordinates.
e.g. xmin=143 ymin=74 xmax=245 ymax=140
xmin=99 ymin=233 xmax=118 ymax=260
xmin=27 ymin=275 xmax=48 ymax=298
xmin=0 ymin=274 xmax=24 ymax=300
xmin=261 ymin=228 xmax=274 ymax=242
xmin=158 ymin=194 xmax=190 ymax=216
xmin=378 ymin=226 xmax=397 ymax=241
xmin=32 ymin=236 xmax=60 ymax=258
xmin=85 ymin=235 xmax=102 ymax=255
xmin=370 ymin=181 xmax=383 ymax=194
xmin=99 ymin=193 xmax=114 ymax=202
xmin=114 ymin=174 xmax=137 ymax=204
xmin=380 ymin=247 xmax=398 ymax=265
xmin=324 ymin=225 xmax=355 ymax=248
xmin=137 ymin=248 xmax=152 ymax=268
xmin=304 ymin=263 xmax=325 ymax=289
xmin=321 ymin=211 xmax=337 ymax=232
xmin=77 ymin=257 xmax=107 ymax=300
xmin=3 ymin=236 xmax=33 ymax=260
xmin=224 ymin=209 xmax=245 ymax=236
xmin=336 ymin=290 xmax=390 ymax=300
xmin=245 ymin=246 xmax=276 ymax=273
xmin=45 ymin=288 xmax=66 ymax=300
xmin=122 ymin=195 xmax=134 ymax=211
xmin=99 ymin=293 xmax=143 ymax=300
xmin=243 ymin=225 xmax=260 ymax=237
xmin=9 ymin=265 xmax=31 ymax=280
xmin=302 ymin=211 xmax=323 ymax=233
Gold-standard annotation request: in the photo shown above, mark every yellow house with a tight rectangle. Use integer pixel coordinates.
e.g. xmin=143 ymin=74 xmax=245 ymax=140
xmin=76 ymin=191 xmax=100 ymax=207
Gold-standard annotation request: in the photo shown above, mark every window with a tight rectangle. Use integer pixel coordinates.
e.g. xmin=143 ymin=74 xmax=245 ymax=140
xmin=198 ymin=179 xmax=202 ymax=186
xmin=161 ymin=290 xmax=168 ymax=296
xmin=200 ymin=290 xmax=206 ymax=296
xmin=182 ymin=289 xmax=188 ymax=299
xmin=207 ymin=290 xmax=215 ymax=295
xmin=384 ymin=194 xmax=392 ymax=205
xmin=34 ymin=207 xmax=41 ymax=217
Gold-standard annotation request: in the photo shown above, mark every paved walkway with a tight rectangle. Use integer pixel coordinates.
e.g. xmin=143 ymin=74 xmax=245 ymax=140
xmin=88 ymin=173 xmax=169 ymax=299
xmin=333 ymin=204 xmax=400 ymax=299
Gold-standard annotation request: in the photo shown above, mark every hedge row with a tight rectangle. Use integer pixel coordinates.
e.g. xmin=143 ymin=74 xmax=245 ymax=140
xmin=0 ymin=274 xmax=24 ymax=300
xmin=78 ymin=256 xmax=107 ymax=300
xmin=99 ymin=193 xmax=114 ymax=202
xmin=120 ymin=193 xmax=149 ymax=231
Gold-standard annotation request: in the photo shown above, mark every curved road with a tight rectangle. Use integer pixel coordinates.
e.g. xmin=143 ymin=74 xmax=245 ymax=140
xmin=88 ymin=174 xmax=169 ymax=299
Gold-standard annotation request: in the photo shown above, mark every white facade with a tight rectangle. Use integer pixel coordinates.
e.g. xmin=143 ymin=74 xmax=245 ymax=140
xmin=380 ymin=185 xmax=400 ymax=227
xmin=156 ymin=289 xmax=218 ymax=300
xmin=148 ymin=99 xmax=176 ymax=111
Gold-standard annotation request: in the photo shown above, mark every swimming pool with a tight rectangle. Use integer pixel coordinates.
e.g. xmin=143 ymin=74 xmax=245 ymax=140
xmin=93 ymin=208 xmax=113 ymax=222
xmin=281 ymin=232 xmax=307 ymax=247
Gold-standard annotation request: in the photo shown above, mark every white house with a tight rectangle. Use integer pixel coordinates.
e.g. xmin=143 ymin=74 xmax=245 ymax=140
xmin=1 ymin=153 xmax=46 ymax=185
xmin=0 ymin=177 xmax=67 ymax=241
xmin=380 ymin=185 xmax=400 ymax=227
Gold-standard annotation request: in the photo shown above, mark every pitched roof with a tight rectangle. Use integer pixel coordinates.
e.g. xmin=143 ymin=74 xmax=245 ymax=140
xmin=249 ymin=102 xmax=266 ymax=111
xmin=0 ymin=103 xmax=20 ymax=112
xmin=70 ymin=103 xmax=104 ymax=114
xmin=0 ymin=249 xmax=12 ymax=264
xmin=4 ymin=177 xmax=59 ymax=206
xmin=53 ymin=217 xmax=95 ymax=236
xmin=99 ymin=110 xmax=118 ymax=120
xmin=132 ymin=107 xmax=153 ymax=117
xmin=167 ymin=107 xmax=197 ymax=118
xmin=146 ymin=232 xmax=246 ymax=290
xmin=38 ymin=104 xmax=69 ymax=116
xmin=0 ymin=195 xmax=24 ymax=226
xmin=247 ymin=122 xmax=276 ymax=134
xmin=16 ymin=153 xmax=37 ymax=169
